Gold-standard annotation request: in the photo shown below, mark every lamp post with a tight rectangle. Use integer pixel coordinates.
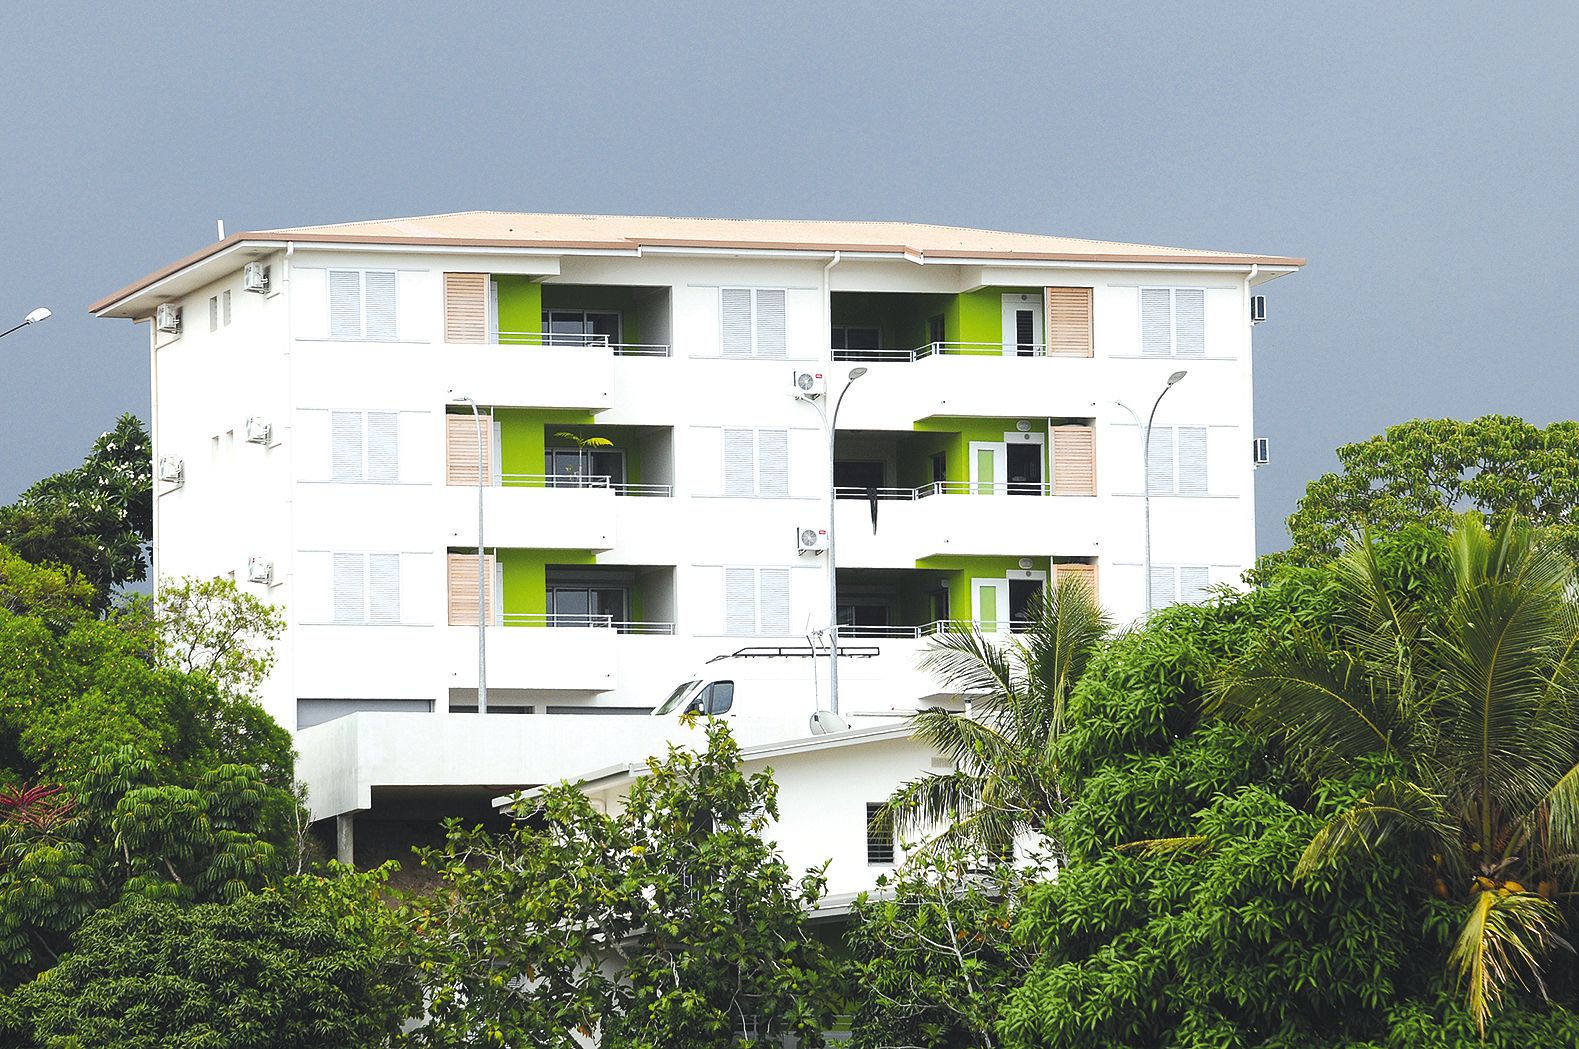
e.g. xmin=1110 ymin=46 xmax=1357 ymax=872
xmin=449 ymin=392 xmax=488 ymax=714
xmin=0 ymin=307 xmax=51 ymax=341
xmin=806 ymin=366 xmax=867 ymax=716
xmin=1115 ymin=369 xmax=1187 ymax=615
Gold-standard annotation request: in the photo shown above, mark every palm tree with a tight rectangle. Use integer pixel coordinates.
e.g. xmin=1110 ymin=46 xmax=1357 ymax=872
xmin=552 ymin=430 xmax=614 ymax=487
xmin=879 ymin=577 xmax=1111 ymax=861
xmin=1214 ymin=514 xmax=1579 ymax=1035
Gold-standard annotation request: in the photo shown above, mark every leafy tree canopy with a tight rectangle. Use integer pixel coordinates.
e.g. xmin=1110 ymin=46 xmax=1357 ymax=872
xmin=1276 ymin=415 xmax=1579 ymax=567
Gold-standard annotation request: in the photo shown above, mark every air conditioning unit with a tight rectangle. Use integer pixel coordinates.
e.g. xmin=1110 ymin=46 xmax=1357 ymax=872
xmin=157 ymin=455 xmax=184 ymax=483
xmin=244 ymin=417 xmax=272 ymax=444
xmin=247 ymin=557 xmax=274 ymax=585
xmin=243 ymin=261 xmax=270 ymax=293
xmin=155 ymin=303 xmax=182 ymax=334
xmin=792 ymin=370 xmax=826 ymax=398
xmin=796 ymin=526 xmax=829 ymax=554
xmin=1250 ymin=295 xmax=1267 ymax=324
xmin=1252 ymin=437 xmax=1270 ymax=466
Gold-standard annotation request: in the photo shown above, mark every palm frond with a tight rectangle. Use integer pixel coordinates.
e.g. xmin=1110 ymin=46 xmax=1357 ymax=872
xmin=1541 ymin=759 xmax=1579 ymax=861
xmin=1448 ymin=887 xmax=1571 ymax=1037
xmin=917 ymin=628 xmax=1023 ymax=713
xmin=1115 ymin=835 xmax=1209 ymax=857
xmin=876 ymin=771 xmax=982 ymax=840
xmin=1294 ymin=778 xmax=1456 ymax=881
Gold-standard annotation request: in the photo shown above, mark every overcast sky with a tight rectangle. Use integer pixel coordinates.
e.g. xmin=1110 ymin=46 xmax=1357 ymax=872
xmin=2 ymin=2 xmax=1574 ymax=553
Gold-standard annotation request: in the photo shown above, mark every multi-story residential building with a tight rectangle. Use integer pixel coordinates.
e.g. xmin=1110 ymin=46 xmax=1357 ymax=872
xmin=91 ymin=212 xmax=1302 ymax=863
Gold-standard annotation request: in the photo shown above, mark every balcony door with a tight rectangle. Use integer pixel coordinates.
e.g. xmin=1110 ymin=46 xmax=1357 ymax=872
xmin=546 ymin=447 xmax=625 ymax=488
xmin=972 ymin=578 xmax=1010 ymax=631
xmin=546 ymin=585 xmax=627 ymax=628
xmin=1001 ymin=293 xmax=1043 ymax=356
xmin=543 ymin=309 xmax=621 ymax=348
xmin=969 ymin=441 xmax=1005 ymax=495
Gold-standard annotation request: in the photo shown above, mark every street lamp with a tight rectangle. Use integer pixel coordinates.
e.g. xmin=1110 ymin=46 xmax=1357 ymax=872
xmin=449 ymin=392 xmax=488 ymax=714
xmin=0 ymin=307 xmax=51 ymax=341
xmin=1115 ymin=369 xmax=1187 ymax=615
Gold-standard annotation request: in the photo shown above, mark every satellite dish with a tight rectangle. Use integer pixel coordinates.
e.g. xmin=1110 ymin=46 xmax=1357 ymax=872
xmin=809 ymin=710 xmax=849 ymax=735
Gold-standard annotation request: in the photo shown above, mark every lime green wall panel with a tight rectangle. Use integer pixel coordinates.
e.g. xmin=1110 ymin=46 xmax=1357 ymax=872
xmin=914 ymin=554 xmax=1051 ymax=620
xmin=497 ymin=549 xmax=597 ymax=618
xmin=495 ymin=409 xmax=596 ymax=482
xmin=494 ymin=277 xmax=542 ymax=341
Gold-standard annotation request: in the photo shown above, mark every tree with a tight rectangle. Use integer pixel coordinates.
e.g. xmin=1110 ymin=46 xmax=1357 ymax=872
xmin=406 ymin=718 xmax=839 ymax=1048
xmin=5 ymin=877 xmax=416 ymax=1049
xmin=880 ymin=579 xmax=1110 ymax=860
xmin=1215 ymin=514 xmax=1579 ymax=1036
xmin=0 ymin=414 xmax=152 ymax=607
xmin=117 ymin=575 xmax=286 ymax=699
xmin=846 ymin=846 xmax=1033 ymax=1049
xmin=1277 ymin=416 xmax=1579 ymax=566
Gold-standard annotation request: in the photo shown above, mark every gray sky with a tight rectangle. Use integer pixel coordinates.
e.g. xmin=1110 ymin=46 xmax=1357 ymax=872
xmin=3 ymin=2 xmax=1575 ymax=553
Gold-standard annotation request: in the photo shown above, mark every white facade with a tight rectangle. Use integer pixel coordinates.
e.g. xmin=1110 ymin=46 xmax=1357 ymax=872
xmin=93 ymin=213 xmax=1299 ymax=832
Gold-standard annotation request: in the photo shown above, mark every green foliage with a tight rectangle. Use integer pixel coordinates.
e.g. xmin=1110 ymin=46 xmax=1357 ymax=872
xmin=117 ymin=575 xmax=287 ymax=699
xmin=5 ymin=884 xmax=415 ymax=1049
xmin=405 ymin=718 xmax=839 ymax=1048
xmin=1276 ymin=415 xmax=1579 ymax=567
xmin=0 ymin=414 xmax=152 ymax=607
xmin=846 ymin=847 xmax=1034 ymax=1048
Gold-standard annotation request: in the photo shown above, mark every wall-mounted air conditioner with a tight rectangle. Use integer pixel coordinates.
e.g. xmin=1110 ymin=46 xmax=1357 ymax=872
xmin=243 ymin=261 xmax=270 ymax=293
xmin=247 ymin=557 xmax=274 ymax=585
xmin=244 ymin=417 xmax=272 ymax=444
xmin=155 ymin=303 xmax=182 ymax=334
xmin=1250 ymin=295 xmax=1267 ymax=324
xmin=157 ymin=455 xmax=184 ymax=484
xmin=1252 ymin=437 xmax=1270 ymax=466
xmin=792 ymin=370 xmax=826 ymax=398
xmin=796 ymin=526 xmax=829 ymax=553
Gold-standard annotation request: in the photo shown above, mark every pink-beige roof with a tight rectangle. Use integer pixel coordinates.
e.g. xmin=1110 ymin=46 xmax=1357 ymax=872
xmin=90 ymin=211 xmax=1304 ymax=315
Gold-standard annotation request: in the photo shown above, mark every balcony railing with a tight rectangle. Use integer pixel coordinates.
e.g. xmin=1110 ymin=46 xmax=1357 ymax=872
xmin=494 ymin=331 xmax=671 ymax=357
xmin=500 ymin=613 xmax=676 ymax=635
xmin=837 ymin=619 xmax=1033 ymax=638
xmin=835 ymin=480 xmax=1052 ymax=499
xmin=500 ymin=473 xmax=673 ymax=497
xmin=832 ymin=341 xmax=1047 ymax=363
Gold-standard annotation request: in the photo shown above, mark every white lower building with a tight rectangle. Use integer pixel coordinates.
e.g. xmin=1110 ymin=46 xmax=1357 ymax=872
xmin=91 ymin=212 xmax=1300 ymax=866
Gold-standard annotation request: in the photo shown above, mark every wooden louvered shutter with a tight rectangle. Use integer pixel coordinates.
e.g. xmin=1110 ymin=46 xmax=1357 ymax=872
xmin=756 ymin=429 xmax=789 ymax=497
xmin=724 ymin=568 xmax=756 ymax=634
xmin=1146 ymin=426 xmax=1174 ymax=495
xmin=1140 ymin=287 xmax=1171 ymax=357
xmin=444 ymin=273 xmax=488 ymax=343
xmin=328 ymin=271 xmax=362 ymax=339
xmin=1045 ymin=287 xmax=1093 ymax=357
xmin=447 ymin=552 xmax=496 ymax=626
xmin=1052 ymin=425 xmax=1096 ymax=496
xmin=1173 ymin=289 xmax=1205 ymax=357
xmin=445 ymin=413 xmax=493 ymax=486
xmin=1055 ymin=561 xmax=1098 ymax=601
xmin=720 ymin=289 xmax=753 ymax=358
xmin=363 ymin=271 xmax=398 ymax=341
xmin=753 ymin=289 xmax=786 ymax=357
xmin=1176 ymin=426 xmax=1208 ymax=494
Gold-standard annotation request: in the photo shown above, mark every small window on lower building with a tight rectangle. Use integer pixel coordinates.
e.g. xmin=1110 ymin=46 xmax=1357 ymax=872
xmin=866 ymin=802 xmax=895 ymax=864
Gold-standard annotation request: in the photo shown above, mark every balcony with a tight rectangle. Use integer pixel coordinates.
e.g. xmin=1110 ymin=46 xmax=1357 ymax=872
xmin=486 ymin=277 xmax=672 ymax=356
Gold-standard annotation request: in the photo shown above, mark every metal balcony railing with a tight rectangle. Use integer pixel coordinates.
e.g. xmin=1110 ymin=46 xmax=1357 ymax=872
xmin=832 ymin=340 xmax=1046 ymax=363
xmin=836 ymin=619 xmax=1034 ymax=638
xmin=834 ymin=480 xmax=1052 ymax=499
xmin=499 ymin=473 xmax=673 ymax=497
xmin=494 ymin=331 xmax=671 ymax=357
xmin=500 ymin=613 xmax=676 ymax=635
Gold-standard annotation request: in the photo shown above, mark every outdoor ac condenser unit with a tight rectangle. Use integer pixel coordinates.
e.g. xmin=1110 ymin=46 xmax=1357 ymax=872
xmin=796 ymin=526 xmax=829 ymax=553
xmin=792 ymin=370 xmax=826 ymax=398
xmin=157 ymin=455 xmax=184 ymax=483
xmin=244 ymin=417 xmax=272 ymax=444
xmin=155 ymin=303 xmax=182 ymax=334
xmin=247 ymin=557 xmax=274 ymax=585
xmin=243 ymin=261 xmax=270 ymax=293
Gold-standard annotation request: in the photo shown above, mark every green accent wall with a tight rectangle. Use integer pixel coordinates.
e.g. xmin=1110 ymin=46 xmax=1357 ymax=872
xmin=494 ymin=277 xmax=542 ymax=342
xmin=914 ymin=554 xmax=1051 ymax=621
xmin=541 ymin=285 xmax=649 ymax=346
xmin=494 ymin=409 xmax=596 ymax=483
xmin=497 ymin=549 xmax=597 ymax=618
xmin=545 ymin=425 xmax=644 ymax=486
xmin=907 ymin=416 xmax=1049 ymax=486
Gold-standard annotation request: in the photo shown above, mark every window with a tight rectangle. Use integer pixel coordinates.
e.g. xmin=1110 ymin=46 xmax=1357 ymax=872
xmin=208 ymin=296 xmax=219 ymax=332
xmin=546 ymin=586 xmax=628 ymax=627
xmin=222 ymin=289 xmax=232 ymax=326
xmin=1139 ymin=287 xmax=1206 ymax=357
xmin=1145 ymin=426 xmax=1208 ymax=495
xmin=1149 ymin=565 xmax=1212 ymax=609
xmin=331 ymin=411 xmax=400 ymax=483
xmin=699 ymin=680 xmax=734 ymax=715
xmin=722 ymin=429 xmax=789 ymax=497
xmin=328 ymin=269 xmax=398 ymax=341
xmin=723 ymin=567 xmax=791 ymax=635
xmin=543 ymin=309 xmax=620 ymax=347
xmin=866 ymin=802 xmax=895 ymax=864
xmin=720 ymin=288 xmax=787 ymax=358
xmin=332 ymin=553 xmax=401 ymax=624
xmin=546 ymin=447 xmax=625 ymax=487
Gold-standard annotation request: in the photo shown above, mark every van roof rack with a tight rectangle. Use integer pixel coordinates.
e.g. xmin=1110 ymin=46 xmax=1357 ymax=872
xmin=707 ymin=644 xmax=881 ymax=663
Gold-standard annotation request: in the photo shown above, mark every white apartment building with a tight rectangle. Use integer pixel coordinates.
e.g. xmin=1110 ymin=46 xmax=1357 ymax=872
xmin=91 ymin=212 xmax=1302 ymax=863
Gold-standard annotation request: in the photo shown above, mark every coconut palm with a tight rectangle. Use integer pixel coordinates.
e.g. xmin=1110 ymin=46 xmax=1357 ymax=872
xmin=1214 ymin=513 xmax=1579 ymax=1035
xmin=879 ymin=576 xmax=1111 ymax=861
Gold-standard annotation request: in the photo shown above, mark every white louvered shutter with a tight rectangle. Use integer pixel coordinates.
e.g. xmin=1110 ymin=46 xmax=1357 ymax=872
xmin=366 ymin=411 xmax=400 ymax=483
xmin=753 ymin=289 xmax=787 ymax=358
xmin=1146 ymin=426 xmax=1174 ymax=495
xmin=363 ymin=271 xmax=397 ymax=341
xmin=1173 ymin=289 xmax=1205 ymax=357
xmin=333 ymin=553 xmax=366 ymax=622
xmin=723 ymin=429 xmax=756 ymax=496
xmin=758 ymin=568 xmax=791 ymax=635
xmin=1140 ymin=288 xmax=1172 ymax=357
xmin=368 ymin=553 xmax=401 ymax=623
xmin=331 ymin=411 xmax=364 ymax=482
xmin=329 ymin=271 xmax=362 ymax=339
xmin=757 ymin=429 xmax=789 ymax=497
xmin=1179 ymin=566 xmax=1211 ymax=604
xmin=1176 ymin=426 xmax=1208 ymax=495
xmin=721 ymin=289 xmax=753 ymax=358
xmin=725 ymin=568 xmax=756 ymax=634
xmin=1148 ymin=566 xmax=1176 ymax=610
